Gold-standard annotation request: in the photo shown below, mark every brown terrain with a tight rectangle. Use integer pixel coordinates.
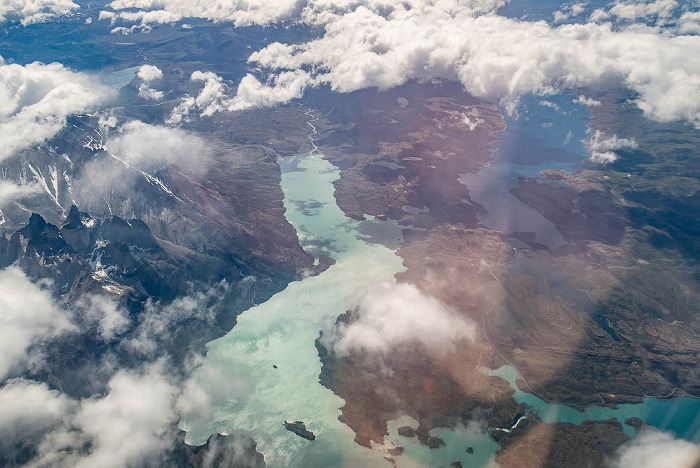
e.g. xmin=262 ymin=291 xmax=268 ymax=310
xmin=317 ymin=323 xmax=522 ymax=447
xmin=309 ymin=81 xmax=505 ymax=229
xmin=310 ymin=83 xmax=700 ymax=462
xmin=492 ymin=417 xmax=629 ymax=468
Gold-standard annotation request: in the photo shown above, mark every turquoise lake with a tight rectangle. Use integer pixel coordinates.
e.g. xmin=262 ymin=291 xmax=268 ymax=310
xmin=180 ymin=134 xmax=699 ymax=467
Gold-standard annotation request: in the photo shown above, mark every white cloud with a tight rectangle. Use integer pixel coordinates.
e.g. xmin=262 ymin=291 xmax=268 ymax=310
xmin=0 ymin=180 xmax=42 ymax=226
xmin=564 ymin=130 xmax=574 ymax=145
xmin=137 ymin=65 xmax=165 ymax=100
xmin=229 ymin=71 xmax=310 ymax=111
xmin=166 ymin=71 xmax=228 ymax=124
xmin=0 ymin=57 xmax=113 ymax=161
xmin=76 ymin=295 xmax=130 ymax=342
xmin=125 ymin=283 xmax=227 ymax=357
xmin=613 ymin=429 xmax=700 ymax=468
xmin=0 ymin=266 xmax=74 ymax=381
xmin=607 ymin=0 xmax=679 ymax=21
xmin=176 ymin=354 xmax=252 ymax=426
xmin=102 ymin=1 xmax=700 ymax=127
xmin=111 ymin=8 xmax=181 ymax=25
xmin=98 ymin=9 xmax=115 ymax=22
xmin=677 ymin=11 xmax=700 ymax=35
xmin=138 ymin=84 xmax=164 ymax=100
xmin=107 ymin=120 xmax=212 ymax=171
xmin=329 ymin=282 xmax=477 ymax=357
xmin=245 ymin=1 xmax=700 ymax=126
xmin=104 ymin=0 xmax=304 ymax=27
xmin=589 ymin=0 xmax=698 ymax=32
xmin=0 ymin=378 xmax=75 ymax=445
xmin=75 ymin=119 xmax=212 ymax=204
xmin=585 ymin=130 xmax=638 ymax=163
xmin=70 ymin=363 xmax=177 ymax=468
xmin=15 ymin=363 xmax=179 ymax=468
xmin=166 ymin=69 xmax=310 ymax=120
xmin=0 ymin=0 xmax=79 ymax=25
xmin=553 ymin=2 xmax=586 ymax=23
xmin=540 ymin=99 xmax=562 ymax=112
xmin=166 ymin=95 xmax=196 ymax=125
xmin=0 ymin=179 xmax=41 ymax=204
xmin=191 ymin=70 xmax=229 ymax=116
xmin=137 ymin=64 xmax=163 ymax=82
xmin=573 ymin=94 xmax=602 ymax=107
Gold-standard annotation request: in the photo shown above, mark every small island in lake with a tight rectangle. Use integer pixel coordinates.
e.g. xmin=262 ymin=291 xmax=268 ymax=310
xmin=284 ymin=421 xmax=316 ymax=441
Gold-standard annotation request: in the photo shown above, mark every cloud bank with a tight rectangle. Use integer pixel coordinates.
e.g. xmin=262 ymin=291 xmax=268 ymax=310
xmin=0 ymin=57 xmax=113 ymax=161
xmin=329 ymin=282 xmax=477 ymax=357
xmin=248 ymin=1 xmax=700 ymax=125
xmin=100 ymin=0 xmax=700 ymax=128
xmin=105 ymin=0 xmax=303 ymax=27
xmin=0 ymin=0 xmax=79 ymax=25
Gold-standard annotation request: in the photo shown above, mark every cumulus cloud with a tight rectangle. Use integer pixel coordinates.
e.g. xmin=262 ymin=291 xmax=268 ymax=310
xmin=329 ymin=282 xmax=477 ymax=357
xmin=591 ymin=0 xmax=679 ymax=23
xmin=228 ymin=71 xmax=310 ymax=111
xmin=137 ymin=64 xmax=163 ymax=82
xmin=176 ymin=354 xmax=252 ymax=426
xmin=73 ymin=119 xmax=213 ymax=205
xmin=677 ymin=11 xmax=700 ymax=35
xmin=137 ymin=64 xmax=165 ymax=100
xmin=0 ymin=0 xmax=79 ymax=25
xmin=585 ymin=130 xmax=638 ymax=163
xmin=0 ymin=282 xmax=249 ymax=466
xmin=573 ymin=94 xmax=602 ymax=107
xmin=166 ymin=71 xmax=228 ymax=124
xmin=612 ymin=429 xmax=700 ymax=468
xmin=103 ymin=0 xmax=303 ymax=27
xmin=166 ymin=69 xmax=309 ymax=121
xmin=190 ymin=71 xmax=229 ymax=116
xmin=0 ymin=57 xmax=113 ymax=161
xmin=0 ymin=266 xmax=74 ymax=381
xmin=166 ymin=95 xmax=196 ymax=125
xmin=138 ymin=84 xmax=164 ymax=100
xmin=553 ymin=2 xmax=586 ymax=23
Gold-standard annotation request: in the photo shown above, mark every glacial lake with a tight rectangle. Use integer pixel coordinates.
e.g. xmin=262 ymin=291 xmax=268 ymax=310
xmin=180 ymin=113 xmax=699 ymax=467
xmin=102 ymin=66 xmax=140 ymax=89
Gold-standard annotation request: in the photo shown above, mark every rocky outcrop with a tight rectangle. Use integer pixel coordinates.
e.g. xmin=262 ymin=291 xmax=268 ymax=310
xmin=284 ymin=421 xmax=316 ymax=441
